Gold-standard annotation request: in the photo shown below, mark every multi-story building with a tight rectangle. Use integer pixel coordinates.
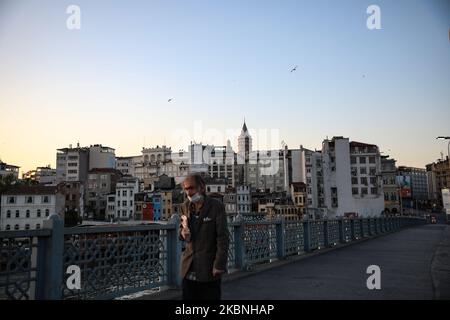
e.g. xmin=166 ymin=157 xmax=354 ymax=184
xmin=322 ymin=137 xmax=384 ymax=218
xmin=89 ymin=144 xmax=116 ymax=170
xmin=381 ymin=156 xmax=400 ymax=214
xmin=397 ymin=166 xmax=429 ymax=210
xmin=115 ymin=176 xmax=139 ymax=220
xmin=289 ymin=146 xmax=325 ymax=209
xmin=86 ymin=168 xmax=122 ymax=220
xmin=106 ymin=192 xmax=116 ymax=221
xmin=115 ymin=155 xmax=141 ymax=177
xmin=290 ymin=182 xmax=307 ymax=211
xmin=236 ymin=185 xmax=251 ymax=214
xmin=56 ymin=144 xmax=90 ymax=183
xmin=426 ymin=157 xmax=450 ymax=207
xmin=22 ymin=166 xmax=57 ymax=185
xmin=57 ymin=181 xmax=85 ymax=219
xmin=223 ymin=188 xmax=237 ymax=214
xmin=0 ymin=185 xmax=65 ymax=231
xmin=0 ymin=161 xmax=19 ymax=180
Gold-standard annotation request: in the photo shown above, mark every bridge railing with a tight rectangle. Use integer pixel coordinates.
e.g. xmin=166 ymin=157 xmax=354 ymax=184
xmin=0 ymin=214 xmax=426 ymax=300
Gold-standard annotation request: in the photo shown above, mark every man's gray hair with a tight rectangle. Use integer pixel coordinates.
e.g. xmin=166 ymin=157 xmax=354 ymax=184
xmin=183 ymin=173 xmax=206 ymax=194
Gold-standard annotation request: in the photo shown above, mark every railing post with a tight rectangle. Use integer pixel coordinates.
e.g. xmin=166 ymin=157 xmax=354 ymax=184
xmin=350 ymin=219 xmax=356 ymax=240
xmin=233 ymin=215 xmax=247 ymax=271
xmin=276 ymin=216 xmax=286 ymax=260
xmin=303 ymin=220 xmax=311 ymax=252
xmin=167 ymin=214 xmax=182 ymax=288
xmin=323 ymin=220 xmax=329 ymax=247
xmin=338 ymin=219 xmax=344 ymax=243
xmin=36 ymin=214 xmax=64 ymax=300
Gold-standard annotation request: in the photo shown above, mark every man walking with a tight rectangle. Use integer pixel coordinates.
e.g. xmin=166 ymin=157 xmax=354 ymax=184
xmin=179 ymin=174 xmax=229 ymax=300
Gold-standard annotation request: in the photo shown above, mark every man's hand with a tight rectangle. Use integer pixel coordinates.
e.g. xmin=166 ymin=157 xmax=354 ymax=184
xmin=212 ymin=268 xmax=225 ymax=277
xmin=181 ymin=215 xmax=191 ymax=241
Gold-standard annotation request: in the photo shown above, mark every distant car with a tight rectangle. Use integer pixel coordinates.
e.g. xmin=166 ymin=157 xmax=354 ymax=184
xmin=431 ymin=215 xmax=437 ymax=224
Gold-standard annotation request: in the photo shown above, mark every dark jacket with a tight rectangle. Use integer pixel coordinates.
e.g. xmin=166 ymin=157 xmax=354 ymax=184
xmin=179 ymin=195 xmax=229 ymax=282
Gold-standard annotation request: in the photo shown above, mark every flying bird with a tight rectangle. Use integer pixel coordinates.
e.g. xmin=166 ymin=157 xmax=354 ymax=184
xmin=290 ymin=65 xmax=298 ymax=73
xmin=168 ymin=98 xmax=173 ymax=103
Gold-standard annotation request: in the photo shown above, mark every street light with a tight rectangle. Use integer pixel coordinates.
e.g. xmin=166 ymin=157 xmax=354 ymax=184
xmin=436 ymin=136 xmax=450 ymax=168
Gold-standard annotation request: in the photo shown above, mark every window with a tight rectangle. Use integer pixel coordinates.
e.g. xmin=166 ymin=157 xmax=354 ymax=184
xmin=371 ymin=187 xmax=378 ymax=195
xmin=370 ymin=177 xmax=377 ymax=185
xmin=122 ymin=201 xmax=127 ymax=207
xmin=130 ymin=200 xmax=133 ymax=206
xmin=351 ymin=177 xmax=358 ymax=185
xmin=7 ymin=196 xmax=15 ymax=204
xmin=360 ymin=167 xmax=367 ymax=175
xmin=361 ymin=188 xmax=368 ymax=195
xmin=350 ymin=156 xmax=357 ymax=164
xmin=369 ymin=156 xmax=376 ymax=164
xmin=359 ymin=157 xmax=366 ymax=164
xmin=369 ymin=167 xmax=376 ymax=176
xmin=45 ymin=209 xmax=49 ymax=217
xmin=36 ymin=224 xmax=41 ymax=229
xmin=117 ymin=201 xmax=120 ymax=207
xmin=25 ymin=224 xmax=30 ymax=230
xmin=15 ymin=210 xmax=20 ymax=218
xmin=352 ymin=188 xmax=359 ymax=195
xmin=117 ymin=190 xmax=120 ymax=196
xmin=42 ymin=196 xmax=49 ymax=203
xmin=26 ymin=210 xmax=30 ymax=218
xmin=6 ymin=210 xmax=11 ymax=218
xmin=122 ymin=190 xmax=127 ymax=197
xmin=6 ymin=225 xmax=11 ymax=231
xmin=37 ymin=209 xmax=41 ymax=217
xmin=360 ymin=177 xmax=368 ymax=185
xmin=26 ymin=196 xmax=33 ymax=203
xmin=14 ymin=224 xmax=19 ymax=230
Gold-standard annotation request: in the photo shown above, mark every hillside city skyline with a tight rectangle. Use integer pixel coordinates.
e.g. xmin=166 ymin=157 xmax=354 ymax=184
xmin=0 ymin=1 xmax=449 ymax=173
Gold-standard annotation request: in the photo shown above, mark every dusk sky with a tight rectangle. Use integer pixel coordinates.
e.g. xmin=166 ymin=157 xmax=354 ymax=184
xmin=0 ymin=0 xmax=449 ymax=173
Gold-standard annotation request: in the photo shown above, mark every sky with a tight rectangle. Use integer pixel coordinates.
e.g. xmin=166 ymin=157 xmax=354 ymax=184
xmin=0 ymin=0 xmax=449 ymax=174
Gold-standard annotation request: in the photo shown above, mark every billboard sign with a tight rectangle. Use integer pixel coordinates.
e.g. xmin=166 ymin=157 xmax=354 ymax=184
xmin=442 ymin=188 xmax=450 ymax=212
xmin=397 ymin=175 xmax=411 ymax=198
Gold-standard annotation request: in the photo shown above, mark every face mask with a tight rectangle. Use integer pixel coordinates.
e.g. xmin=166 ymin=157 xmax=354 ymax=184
xmin=188 ymin=192 xmax=204 ymax=203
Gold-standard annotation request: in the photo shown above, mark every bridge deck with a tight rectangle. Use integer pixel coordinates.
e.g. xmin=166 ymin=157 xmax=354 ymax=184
xmin=221 ymin=224 xmax=450 ymax=300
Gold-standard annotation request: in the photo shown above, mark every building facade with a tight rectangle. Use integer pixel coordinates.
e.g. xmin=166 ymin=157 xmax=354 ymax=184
xmin=115 ymin=176 xmax=140 ymax=220
xmin=0 ymin=185 xmax=65 ymax=231
xmin=322 ymin=137 xmax=384 ymax=218
xmin=381 ymin=156 xmax=400 ymax=213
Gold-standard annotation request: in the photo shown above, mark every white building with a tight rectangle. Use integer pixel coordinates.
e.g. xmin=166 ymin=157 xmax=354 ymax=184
xmin=291 ymin=146 xmax=325 ymax=209
xmin=0 ymin=185 xmax=65 ymax=231
xmin=236 ymin=185 xmax=251 ymax=214
xmin=89 ymin=144 xmax=116 ymax=170
xmin=322 ymin=137 xmax=384 ymax=218
xmin=115 ymin=176 xmax=140 ymax=220
xmin=22 ymin=166 xmax=57 ymax=185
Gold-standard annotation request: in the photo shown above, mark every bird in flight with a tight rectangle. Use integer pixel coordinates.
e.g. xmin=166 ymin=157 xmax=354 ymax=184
xmin=168 ymin=98 xmax=173 ymax=103
xmin=290 ymin=65 xmax=298 ymax=73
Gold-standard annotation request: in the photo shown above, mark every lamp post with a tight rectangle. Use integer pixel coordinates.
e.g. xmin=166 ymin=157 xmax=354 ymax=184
xmin=436 ymin=136 xmax=450 ymax=168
